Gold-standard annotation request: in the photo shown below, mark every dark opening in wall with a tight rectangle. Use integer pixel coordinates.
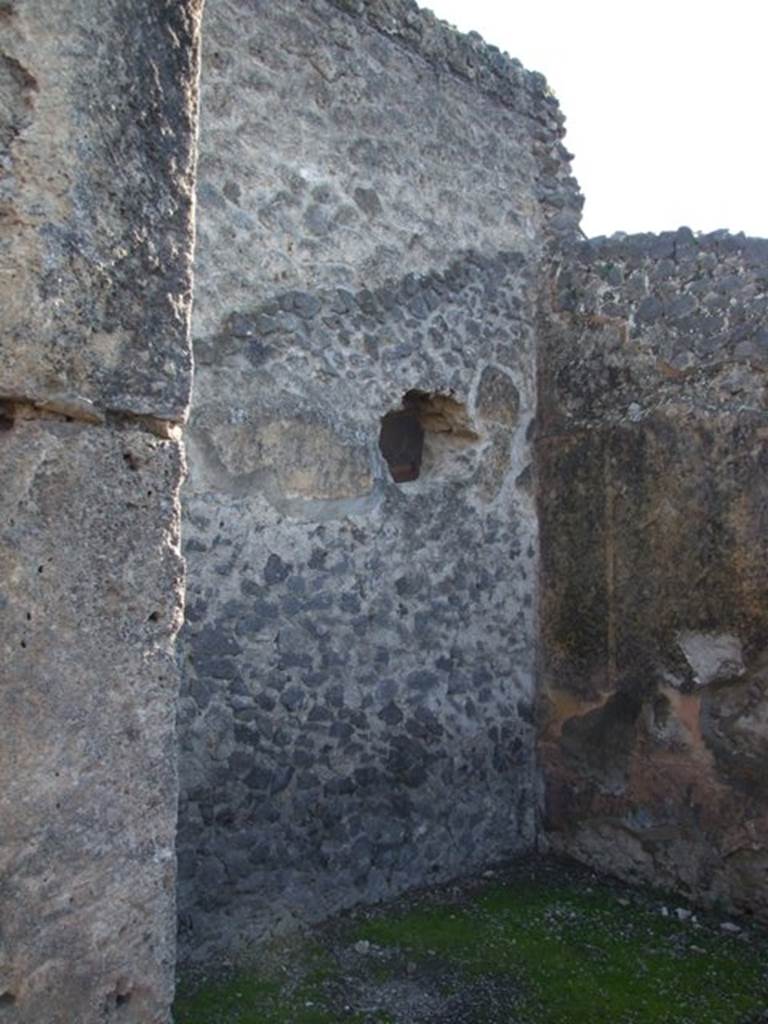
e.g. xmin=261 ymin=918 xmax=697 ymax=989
xmin=379 ymin=390 xmax=478 ymax=483
xmin=379 ymin=406 xmax=424 ymax=482
xmin=0 ymin=400 xmax=15 ymax=431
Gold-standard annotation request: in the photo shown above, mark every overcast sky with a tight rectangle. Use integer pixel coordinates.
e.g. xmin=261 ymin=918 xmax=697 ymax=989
xmin=424 ymin=0 xmax=767 ymax=239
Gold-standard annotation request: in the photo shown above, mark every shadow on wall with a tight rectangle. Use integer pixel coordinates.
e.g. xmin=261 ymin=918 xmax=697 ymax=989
xmin=538 ymin=229 xmax=768 ymax=923
xmin=379 ymin=390 xmax=479 ymax=483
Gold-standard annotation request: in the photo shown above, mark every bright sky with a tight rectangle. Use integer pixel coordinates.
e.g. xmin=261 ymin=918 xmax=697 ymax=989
xmin=424 ymin=0 xmax=768 ymax=239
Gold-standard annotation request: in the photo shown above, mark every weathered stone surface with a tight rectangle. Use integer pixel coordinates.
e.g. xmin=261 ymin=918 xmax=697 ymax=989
xmin=192 ymin=0 xmax=581 ymax=347
xmin=0 ymin=0 xmax=202 ymax=420
xmin=476 ymin=365 xmax=521 ymax=427
xmin=176 ymin=0 xmax=573 ymax=958
xmin=538 ymin=231 xmax=768 ymax=922
xmin=179 ymin=246 xmax=541 ymax=963
xmin=6 ymin=0 xmax=765 ymax=1000
xmin=0 ymin=418 xmax=185 ymax=1022
xmin=0 ymin=3 xmax=201 ymax=1020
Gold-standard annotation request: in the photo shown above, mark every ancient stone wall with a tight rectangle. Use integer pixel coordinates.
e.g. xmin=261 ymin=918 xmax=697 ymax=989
xmin=5 ymin=0 xmax=765 ymax=1005
xmin=0 ymin=2 xmax=201 ymax=1021
xmin=538 ymin=229 xmax=768 ymax=921
xmin=177 ymin=0 xmax=580 ymax=962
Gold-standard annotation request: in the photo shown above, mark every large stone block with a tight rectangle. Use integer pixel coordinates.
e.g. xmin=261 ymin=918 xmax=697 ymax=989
xmin=0 ymin=417 xmax=185 ymax=1023
xmin=0 ymin=0 xmax=202 ymax=420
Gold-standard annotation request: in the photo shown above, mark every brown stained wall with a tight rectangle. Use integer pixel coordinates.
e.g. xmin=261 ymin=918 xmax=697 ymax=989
xmin=538 ymin=230 xmax=768 ymax=920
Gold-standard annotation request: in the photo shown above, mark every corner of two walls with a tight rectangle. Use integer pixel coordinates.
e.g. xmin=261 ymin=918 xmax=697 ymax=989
xmin=0 ymin=2 xmax=202 ymax=1021
xmin=537 ymin=229 xmax=768 ymax=920
xmin=176 ymin=0 xmax=580 ymax=963
xmin=3 ymin=1 xmax=765 ymax=1017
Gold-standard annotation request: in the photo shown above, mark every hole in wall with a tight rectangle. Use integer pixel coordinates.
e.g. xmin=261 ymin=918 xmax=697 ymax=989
xmin=652 ymin=694 xmax=671 ymax=730
xmin=0 ymin=399 xmax=15 ymax=431
xmin=379 ymin=390 xmax=479 ymax=484
xmin=0 ymin=993 xmax=16 ymax=1007
xmin=379 ymin=407 xmax=424 ymax=482
xmin=103 ymin=981 xmax=134 ymax=1015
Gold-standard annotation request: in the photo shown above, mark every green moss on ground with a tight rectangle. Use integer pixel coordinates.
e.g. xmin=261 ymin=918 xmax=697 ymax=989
xmin=174 ymin=859 xmax=768 ymax=1024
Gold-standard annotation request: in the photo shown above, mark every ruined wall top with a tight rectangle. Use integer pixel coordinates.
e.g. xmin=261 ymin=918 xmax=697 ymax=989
xmin=327 ymin=0 xmax=558 ymax=109
xmin=324 ymin=0 xmax=583 ymax=238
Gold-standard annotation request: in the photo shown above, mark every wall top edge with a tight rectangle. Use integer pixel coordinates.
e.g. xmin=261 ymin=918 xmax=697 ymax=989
xmin=324 ymin=0 xmax=564 ymax=129
xmin=575 ymin=227 xmax=768 ymax=264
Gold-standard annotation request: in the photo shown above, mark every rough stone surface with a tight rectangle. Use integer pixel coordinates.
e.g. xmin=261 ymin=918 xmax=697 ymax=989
xmin=0 ymin=419 xmax=186 ymax=1022
xmin=191 ymin=0 xmax=581 ymax=349
xmin=179 ymin=249 xmax=541 ymax=962
xmin=5 ymin=0 xmax=767 ymax=1004
xmin=175 ymin=0 xmax=577 ymax=962
xmin=0 ymin=2 xmax=201 ymax=1021
xmin=538 ymin=229 xmax=768 ymax=922
xmin=0 ymin=0 xmax=201 ymax=420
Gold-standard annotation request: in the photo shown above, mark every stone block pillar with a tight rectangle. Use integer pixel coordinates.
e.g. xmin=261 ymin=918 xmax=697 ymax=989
xmin=0 ymin=2 xmax=201 ymax=1020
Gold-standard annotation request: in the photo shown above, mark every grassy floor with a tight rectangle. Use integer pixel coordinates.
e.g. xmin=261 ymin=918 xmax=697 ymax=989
xmin=174 ymin=859 xmax=768 ymax=1024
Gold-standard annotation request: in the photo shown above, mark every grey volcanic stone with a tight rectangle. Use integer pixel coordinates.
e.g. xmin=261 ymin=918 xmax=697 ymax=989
xmin=178 ymin=0 xmax=550 ymax=953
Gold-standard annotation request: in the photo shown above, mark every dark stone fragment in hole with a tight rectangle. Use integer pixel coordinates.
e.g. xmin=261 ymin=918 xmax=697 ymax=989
xmin=379 ymin=409 xmax=424 ymax=482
